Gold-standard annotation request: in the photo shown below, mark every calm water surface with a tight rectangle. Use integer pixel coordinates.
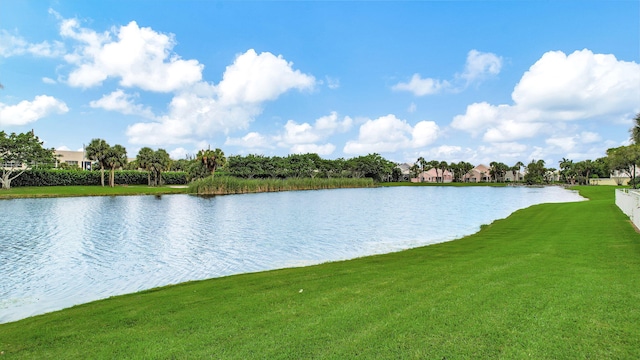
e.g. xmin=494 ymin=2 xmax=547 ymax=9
xmin=0 ymin=186 xmax=584 ymax=323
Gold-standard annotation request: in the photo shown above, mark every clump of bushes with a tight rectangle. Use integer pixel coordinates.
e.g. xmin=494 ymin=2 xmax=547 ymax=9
xmin=10 ymin=169 xmax=187 ymax=187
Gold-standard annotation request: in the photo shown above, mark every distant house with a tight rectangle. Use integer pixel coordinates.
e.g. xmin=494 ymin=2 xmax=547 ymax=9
xmin=504 ymin=169 xmax=524 ymax=182
xmin=396 ymin=163 xmax=412 ymax=182
xmin=55 ymin=150 xmax=92 ymax=170
xmin=2 ymin=150 xmax=91 ymax=171
xmin=411 ymin=168 xmax=453 ymax=183
xmin=463 ymin=164 xmax=491 ymax=183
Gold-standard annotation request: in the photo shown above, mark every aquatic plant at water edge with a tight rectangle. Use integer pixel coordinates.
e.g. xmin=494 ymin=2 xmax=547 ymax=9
xmin=187 ymin=176 xmax=375 ymax=195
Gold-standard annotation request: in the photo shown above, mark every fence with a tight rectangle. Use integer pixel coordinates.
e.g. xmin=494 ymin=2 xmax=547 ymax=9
xmin=615 ymin=188 xmax=640 ymax=229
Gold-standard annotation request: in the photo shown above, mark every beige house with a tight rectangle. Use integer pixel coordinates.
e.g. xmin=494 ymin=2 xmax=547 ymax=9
xmin=504 ymin=169 xmax=524 ymax=182
xmin=3 ymin=150 xmax=133 ymax=171
xmin=462 ymin=164 xmax=524 ymax=183
xmin=2 ymin=150 xmax=89 ymax=170
xmin=411 ymin=168 xmax=453 ymax=183
xmin=55 ymin=150 xmax=92 ymax=170
xmin=463 ymin=164 xmax=491 ymax=182
xmin=396 ymin=163 xmax=412 ymax=181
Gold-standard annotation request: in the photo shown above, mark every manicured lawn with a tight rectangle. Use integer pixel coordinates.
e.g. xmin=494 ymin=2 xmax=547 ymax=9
xmin=1 ymin=186 xmax=638 ymax=358
xmin=0 ymin=185 xmax=187 ymax=199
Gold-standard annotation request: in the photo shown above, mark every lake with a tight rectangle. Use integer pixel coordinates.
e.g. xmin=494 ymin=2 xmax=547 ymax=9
xmin=0 ymin=186 xmax=584 ymax=323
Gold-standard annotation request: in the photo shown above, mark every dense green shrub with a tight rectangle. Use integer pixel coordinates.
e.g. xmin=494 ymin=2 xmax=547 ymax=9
xmin=10 ymin=169 xmax=187 ymax=187
xmin=159 ymin=171 xmax=188 ymax=185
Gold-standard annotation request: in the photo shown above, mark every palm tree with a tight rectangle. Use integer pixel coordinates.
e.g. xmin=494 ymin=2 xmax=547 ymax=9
xmin=456 ymin=161 xmax=474 ymax=182
xmin=489 ymin=162 xmax=509 ymax=182
xmin=510 ymin=161 xmax=524 ymax=182
xmin=410 ymin=163 xmax=420 ymax=180
xmin=104 ymin=145 xmax=127 ymax=187
xmin=558 ymin=157 xmax=574 ymax=184
xmin=416 ymin=157 xmax=427 ymax=182
xmin=524 ymin=159 xmax=546 ymax=185
xmin=438 ymin=161 xmax=449 ymax=183
xmin=574 ymin=159 xmax=594 ymax=185
xmin=489 ymin=161 xmax=499 ymax=182
xmin=150 ymin=149 xmax=171 ymax=186
xmin=136 ymin=147 xmax=155 ymax=186
xmin=427 ymin=160 xmax=439 ymax=182
xmin=197 ymin=147 xmax=226 ymax=176
xmin=85 ymin=138 xmax=110 ymax=187
xmin=629 ymin=112 xmax=640 ymax=144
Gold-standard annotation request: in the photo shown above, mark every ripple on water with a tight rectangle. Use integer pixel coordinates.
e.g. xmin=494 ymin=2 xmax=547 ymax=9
xmin=0 ymin=187 xmax=585 ymax=323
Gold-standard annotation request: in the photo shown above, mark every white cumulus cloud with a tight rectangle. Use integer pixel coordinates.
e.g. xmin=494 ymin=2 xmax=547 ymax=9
xmin=60 ymin=18 xmax=203 ymax=92
xmin=0 ymin=30 xmax=65 ymax=58
xmin=393 ymin=49 xmax=502 ymax=96
xmin=392 ymin=74 xmax=450 ymax=96
xmin=282 ymin=121 xmax=321 ymax=144
xmin=275 ymin=111 xmax=352 ymax=155
xmin=452 ymin=49 xmax=640 ymax=143
xmin=169 ymin=147 xmax=190 ymax=159
xmin=90 ymin=89 xmax=155 ymax=118
xmin=458 ymin=49 xmax=503 ymax=84
xmin=344 ymin=114 xmax=439 ymax=154
xmin=512 ymin=49 xmax=639 ymax=118
xmin=0 ymin=95 xmax=69 ymax=126
xmin=127 ymin=49 xmax=316 ymax=145
xmin=225 ymin=132 xmax=273 ymax=149
xmin=545 ymin=131 xmax=603 ymax=153
xmin=290 ymin=143 xmax=336 ymax=155
xmin=217 ymin=49 xmax=315 ymax=105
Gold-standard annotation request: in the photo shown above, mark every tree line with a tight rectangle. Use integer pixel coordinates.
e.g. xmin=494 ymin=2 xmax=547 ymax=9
xmin=406 ymin=157 xmax=611 ymax=185
xmin=224 ymin=153 xmax=397 ymax=181
xmin=2 ymin=112 xmax=640 ymax=189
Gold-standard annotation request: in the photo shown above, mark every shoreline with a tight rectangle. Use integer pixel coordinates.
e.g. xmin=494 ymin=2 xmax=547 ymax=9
xmin=2 ymin=185 xmax=588 ymax=324
xmin=0 ymin=181 xmax=578 ymax=200
xmin=2 ymin=186 xmax=638 ymax=359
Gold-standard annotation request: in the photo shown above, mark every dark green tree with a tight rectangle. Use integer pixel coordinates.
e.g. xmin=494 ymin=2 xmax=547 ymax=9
xmin=85 ymin=138 xmax=110 ymax=187
xmin=489 ymin=161 xmax=509 ymax=182
xmin=524 ymin=159 xmax=546 ymax=185
xmin=558 ymin=157 xmax=575 ymax=184
xmin=136 ymin=147 xmax=155 ymax=186
xmin=452 ymin=161 xmax=474 ymax=182
xmin=197 ymin=148 xmax=226 ymax=177
xmin=0 ymin=131 xmax=55 ymax=189
xmin=607 ymin=145 xmax=640 ymax=188
xmin=104 ymin=144 xmax=127 ymax=187
xmin=347 ymin=153 xmax=395 ymax=182
xmin=149 ymin=149 xmax=171 ymax=186
xmin=510 ymin=161 xmax=524 ymax=182
xmin=438 ymin=161 xmax=450 ymax=183
xmin=629 ymin=112 xmax=640 ymax=144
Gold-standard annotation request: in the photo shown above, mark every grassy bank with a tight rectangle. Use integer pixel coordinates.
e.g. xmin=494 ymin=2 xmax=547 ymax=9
xmin=0 ymin=185 xmax=187 ymax=199
xmin=188 ymin=176 xmax=375 ymax=195
xmin=1 ymin=186 xmax=639 ymax=358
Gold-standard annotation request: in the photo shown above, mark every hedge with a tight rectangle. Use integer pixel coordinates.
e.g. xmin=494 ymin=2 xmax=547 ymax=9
xmin=9 ymin=169 xmax=187 ymax=187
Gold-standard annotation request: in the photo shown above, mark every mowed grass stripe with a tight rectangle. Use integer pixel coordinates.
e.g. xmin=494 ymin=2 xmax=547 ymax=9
xmin=1 ymin=186 xmax=639 ymax=358
xmin=0 ymin=185 xmax=186 ymax=198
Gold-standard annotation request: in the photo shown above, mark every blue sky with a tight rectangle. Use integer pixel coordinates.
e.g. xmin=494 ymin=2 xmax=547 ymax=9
xmin=1 ymin=1 xmax=639 ymax=167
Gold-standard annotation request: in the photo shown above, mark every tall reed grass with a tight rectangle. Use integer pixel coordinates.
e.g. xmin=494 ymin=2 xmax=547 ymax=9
xmin=187 ymin=176 xmax=375 ymax=195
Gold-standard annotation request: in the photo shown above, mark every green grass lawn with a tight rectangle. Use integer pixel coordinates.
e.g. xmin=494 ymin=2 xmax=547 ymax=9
xmin=0 ymin=185 xmax=187 ymax=199
xmin=1 ymin=186 xmax=639 ymax=358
